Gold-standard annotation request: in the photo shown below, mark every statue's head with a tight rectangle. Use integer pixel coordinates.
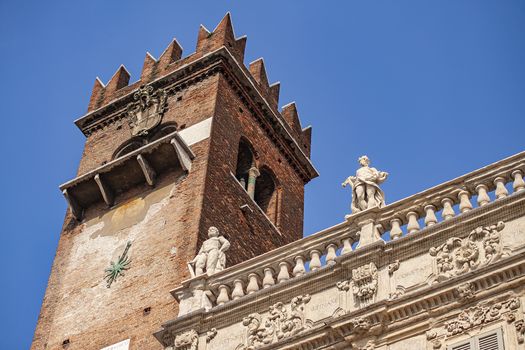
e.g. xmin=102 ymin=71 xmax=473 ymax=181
xmin=358 ymin=155 xmax=370 ymax=167
xmin=208 ymin=226 xmax=219 ymax=238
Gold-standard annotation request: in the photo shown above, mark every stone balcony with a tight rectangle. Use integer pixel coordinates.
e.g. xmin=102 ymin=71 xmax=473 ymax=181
xmin=154 ymin=151 xmax=525 ymax=349
xmin=59 ymin=131 xmax=194 ymax=220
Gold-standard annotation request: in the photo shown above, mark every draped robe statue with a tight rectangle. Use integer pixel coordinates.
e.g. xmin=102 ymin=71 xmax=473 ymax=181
xmin=342 ymin=156 xmax=389 ymax=213
xmin=190 ymin=226 xmax=231 ymax=276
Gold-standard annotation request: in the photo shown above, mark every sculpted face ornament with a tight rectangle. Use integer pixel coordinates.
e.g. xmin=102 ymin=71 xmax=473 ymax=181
xmin=126 ymin=85 xmax=168 ymax=136
xmin=189 ymin=226 xmax=231 ymax=276
xmin=342 ymin=155 xmax=389 ymax=213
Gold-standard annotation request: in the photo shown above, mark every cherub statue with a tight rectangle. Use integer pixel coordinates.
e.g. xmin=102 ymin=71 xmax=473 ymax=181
xmin=189 ymin=226 xmax=231 ymax=276
xmin=342 ymin=156 xmax=388 ymax=213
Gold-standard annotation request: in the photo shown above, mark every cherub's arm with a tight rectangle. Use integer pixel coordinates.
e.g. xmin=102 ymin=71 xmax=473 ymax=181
xmin=219 ymin=236 xmax=231 ymax=252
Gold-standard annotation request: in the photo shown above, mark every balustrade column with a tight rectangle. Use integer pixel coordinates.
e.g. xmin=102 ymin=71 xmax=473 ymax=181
xmin=246 ymin=273 xmax=260 ymax=294
xmin=341 ymin=238 xmax=353 ymax=254
xmin=406 ymin=211 xmax=420 ymax=234
xmin=277 ymin=261 xmax=291 ymax=282
xmin=246 ymin=166 xmax=260 ymax=199
xmin=216 ymin=285 xmax=230 ymax=306
xmin=476 ymin=184 xmax=490 ymax=206
xmin=262 ymin=268 xmax=275 ymax=288
xmin=309 ymin=250 xmax=322 ymax=271
xmin=326 ymin=244 xmax=338 ymax=265
xmin=441 ymin=198 xmax=455 ymax=220
xmin=231 ymin=279 xmax=245 ymax=300
xmin=512 ymin=170 xmax=525 ymax=192
xmin=458 ymin=190 xmax=473 ymax=213
xmin=424 ymin=205 xmax=438 ymax=227
xmin=293 ymin=256 xmax=306 ymax=277
xmin=493 ymin=177 xmax=508 ymax=199
xmin=390 ymin=218 xmax=403 ymax=240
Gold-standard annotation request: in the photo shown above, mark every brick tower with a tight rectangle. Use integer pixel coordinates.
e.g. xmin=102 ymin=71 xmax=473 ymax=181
xmin=32 ymin=13 xmax=317 ymax=350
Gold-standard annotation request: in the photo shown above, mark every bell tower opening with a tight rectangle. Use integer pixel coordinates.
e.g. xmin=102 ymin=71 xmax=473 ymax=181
xmin=235 ymin=138 xmax=255 ymax=190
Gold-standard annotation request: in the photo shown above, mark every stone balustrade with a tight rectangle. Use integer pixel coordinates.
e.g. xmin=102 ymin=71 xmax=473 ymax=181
xmin=172 ymin=151 xmax=525 ymax=314
xmin=373 ymin=151 xmax=525 ymax=241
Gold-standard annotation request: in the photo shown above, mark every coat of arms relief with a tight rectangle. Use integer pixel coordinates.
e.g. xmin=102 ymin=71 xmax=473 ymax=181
xmin=429 ymin=221 xmax=509 ymax=283
xmin=126 ymin=85 xmax=168 ymax=136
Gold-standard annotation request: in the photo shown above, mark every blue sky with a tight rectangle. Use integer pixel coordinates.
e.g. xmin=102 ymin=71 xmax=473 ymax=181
xmin=0 ymin=1 xmax=524 ymax=348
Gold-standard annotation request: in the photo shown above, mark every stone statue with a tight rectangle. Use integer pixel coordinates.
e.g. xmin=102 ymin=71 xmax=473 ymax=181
xmin=189 ymin=226 xmax=231 ymax=276
xmin=342 ymin=156 xmax=388 ymax=213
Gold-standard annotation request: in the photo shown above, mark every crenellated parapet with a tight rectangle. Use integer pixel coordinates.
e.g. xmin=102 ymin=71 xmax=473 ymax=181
xmin=155 ymin=151 xmax=525 ymax=349
xmin=78 ymin=13 xmax=315 ymax=183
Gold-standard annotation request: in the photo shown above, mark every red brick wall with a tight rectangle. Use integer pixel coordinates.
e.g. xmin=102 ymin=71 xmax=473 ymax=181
xmin=33 ymin=43 xmax=310 ymax=350
xmin=197 ymin=74 xmax=305 ymax=265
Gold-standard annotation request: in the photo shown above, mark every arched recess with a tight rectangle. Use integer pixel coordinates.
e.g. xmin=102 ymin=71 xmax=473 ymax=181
xmin=148 ymin=123 xmax=178 ymax=143
xmin=112 ymin=123 xmax=179 ymax=160
xmin=112 ymin=138 xmax=146 ymax=159
xmin=235 ymin=138 xmax=255 ymax=190
xmin=254 ymin=166 xmax=280 ymax=224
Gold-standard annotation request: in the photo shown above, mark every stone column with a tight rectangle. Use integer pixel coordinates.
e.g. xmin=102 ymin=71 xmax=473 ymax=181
xmin=246 ymin=166 xmax=260 ymax=200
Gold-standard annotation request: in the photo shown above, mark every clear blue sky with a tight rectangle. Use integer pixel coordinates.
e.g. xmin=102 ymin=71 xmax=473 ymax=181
xmin=0 ymin=1 xmax=524 ymax=348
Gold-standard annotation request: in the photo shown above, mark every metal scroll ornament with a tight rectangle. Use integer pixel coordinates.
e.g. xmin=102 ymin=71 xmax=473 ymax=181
xmin=127 ymin=85 xmax=168 ymax=136
xmin=104 ymin=241 xmax=132 ymax=288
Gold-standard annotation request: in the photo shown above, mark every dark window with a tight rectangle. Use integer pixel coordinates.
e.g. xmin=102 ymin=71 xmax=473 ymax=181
xmin=255 ymin=167 xmax=279 ymax=222
xmin=235 ymin=139 xmax=254 ymax=189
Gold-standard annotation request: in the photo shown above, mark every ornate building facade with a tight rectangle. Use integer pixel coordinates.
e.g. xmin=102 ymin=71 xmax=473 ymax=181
xmin=32 ymin=14 xmax=525 ymax=350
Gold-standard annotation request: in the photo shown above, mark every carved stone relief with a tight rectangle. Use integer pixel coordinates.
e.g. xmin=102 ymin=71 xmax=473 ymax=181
xmin=206 ymin=328 xmax=217 ymax=343
xmin=174 ymin=329 xmax=198 ymax=350
xmin=388 ymin=260 xmax=400 ymax=275
xmin=235 ymin=295 xmax=313 ymax=349
xmin=351 ymin=262 xmax=378 ymax=306
xmin=126 ymin=85 xmax=168 ymax=136
xmin=454 ymin=282 xmax=476 ymax=303
xmin=429 ymin=221 xmax=508 ymax=282
xmin=515 ymin=319 xmax=525 ymax=344
xmin=426 ymin=330 xmax=442 ymax=349
xmin=445 ymin=297 xmax=520 ymax=335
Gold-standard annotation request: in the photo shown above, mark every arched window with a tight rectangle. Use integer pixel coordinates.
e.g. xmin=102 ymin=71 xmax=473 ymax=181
xmin=235 ymin=139 xmax=255 ymax=190
xmin=255 ymin=167 xmax=279 ymax=223
xmin=112 ymin=123 xmax=178 ymax=160
xmin=148 ymin=123 xmax=178 ymax=143
xmin=113 ymin=138 xmax=146 ymax=159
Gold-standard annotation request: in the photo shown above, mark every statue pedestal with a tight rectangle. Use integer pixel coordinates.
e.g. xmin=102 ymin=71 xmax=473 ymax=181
xmin=346 ymin=207 xmax=385 ymax=249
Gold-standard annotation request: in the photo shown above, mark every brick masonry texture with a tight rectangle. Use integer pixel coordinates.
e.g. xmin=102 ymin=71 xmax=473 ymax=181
xmin=32 ymin=14 xmax=314 ymax=350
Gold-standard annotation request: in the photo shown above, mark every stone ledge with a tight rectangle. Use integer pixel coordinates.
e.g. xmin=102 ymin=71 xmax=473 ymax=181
xmin=59 ymin=131 xmax=194 ymax=220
